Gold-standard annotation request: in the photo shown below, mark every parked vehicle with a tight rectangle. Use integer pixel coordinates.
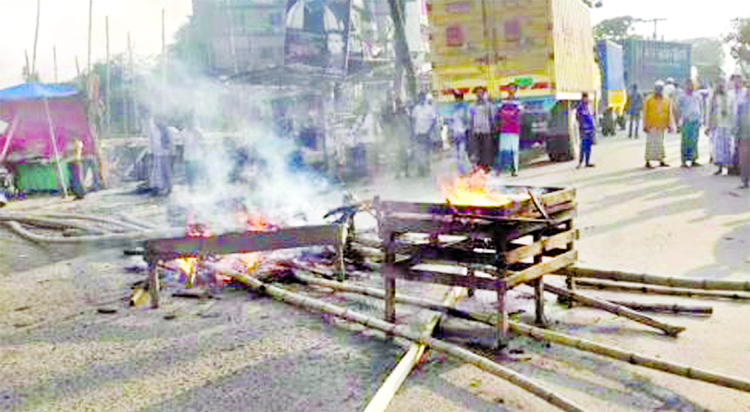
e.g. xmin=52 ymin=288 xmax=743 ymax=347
xmin=596 ymin=39 xmax=627 ymax=136
xmin=623 ymin=40 xmax=692 ymax=93
xmin=427 ymin=0 xmax=598 ymax=162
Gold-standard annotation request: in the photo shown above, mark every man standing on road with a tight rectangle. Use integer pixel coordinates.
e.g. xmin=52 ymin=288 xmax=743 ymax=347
xmin=576 ymin=92 xmax=596 ymax=168
xmin=642 ymin=80 xmax=673 ymax=168
xmin=411 ymin=92 xmax=438 ymax=177
xmin=495 ymin=83 xmax=523 ymax=176
xmin=677 ymin=79 xmax=703 ymax=168
xmin=707 ymin=80 xmax=734 ymax=175
xmin=729 ymin=74 xmax=748 ymax=176
xmin=625 ymin=84 xmax=643 ymax=138
xmin=469 ymin=86 xmax=495 ymax=172
xmin=449 ymin=91 xmax=471 ymax=175
xmin=737 ymin=86 xmax=750 ymax=189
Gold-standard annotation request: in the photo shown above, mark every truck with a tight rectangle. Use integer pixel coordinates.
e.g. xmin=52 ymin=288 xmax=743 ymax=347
xmin=427 ymin=0 xmax=598 ymax=162
xmin=596 ymin=40 xmax=626 ymax=135
xmin=622 ymin=40 xmax=692 ymax=93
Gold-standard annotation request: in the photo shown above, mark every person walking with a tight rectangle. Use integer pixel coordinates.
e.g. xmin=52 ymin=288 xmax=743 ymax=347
xmin=411 ymin=92 xmax=438 ymax=177
xmin=642 ymin=80 xmax=673 ymax=168
xmin=148 ymin=116 xmax=173 ymax=196
xmin=625 ymin=84 xmax=643 ymax=138
xmin=469 ymin=86 xmax=495 ymax=172
xmin=676 ymin=79 xmax=703 ymax=168
xmin=67 ymin=138 xmax=86 ymax=200
xmin=495 ymin=83 xmax=523 ymax=176
xmin=576 ymin=93 xmax=596 ymax=168
xmin=737 ymin=88 xmax=750 ymax=189
xmin=707 ymin=80 xmax=734 ymax=175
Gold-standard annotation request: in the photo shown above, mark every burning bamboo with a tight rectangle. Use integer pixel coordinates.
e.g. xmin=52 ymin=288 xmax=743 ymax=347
xmin=562 ymin=267 xmax=750 ymax=292
xmin=209 ymin=263 xmax=591 ymax=412
xmin=289 ymin=272 xmax=750 ymax=394
xmin=542 ymin=284 xmax=686 ymax=336
xmin=572 ymin=279 xmax=750 ymax=301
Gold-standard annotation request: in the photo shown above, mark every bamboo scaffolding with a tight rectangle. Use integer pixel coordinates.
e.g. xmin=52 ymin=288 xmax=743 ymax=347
xmin=289 ymin=272 xmax=750 ymax=394
xmin=209 ymin=264 xmax=591 ymax=412
xmin=363 ymin=287 xmax=465 ymax=412
xmin=572 ymin=279 xmax=750 ymax=301
xmin=562 ymin=267 xmax=750 ymax=292
xmin=542 ymin=284 xmax=685 ymax=336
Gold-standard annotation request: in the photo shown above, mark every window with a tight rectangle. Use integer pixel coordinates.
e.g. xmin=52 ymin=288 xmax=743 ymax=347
xmin=446 ymin=25 xmax=463 ymax=47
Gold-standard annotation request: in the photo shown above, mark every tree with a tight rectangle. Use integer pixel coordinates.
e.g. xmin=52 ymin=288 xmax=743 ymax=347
xmin=687 ymin=38 xmax=725 ymax=86
xmin=725 ymin=18 xmax=750 ymax=79
xmin=582 ymin=0 xmax=603 ymax=7
xmin=593 ymin=16 xmax=640 ymax=43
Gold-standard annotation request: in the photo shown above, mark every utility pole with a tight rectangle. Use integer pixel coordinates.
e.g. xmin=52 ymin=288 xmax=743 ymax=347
xmin=635 ymin=18 xmax=667 ymax=40
xmin=387 ymin=0 xmax=417 ymax=103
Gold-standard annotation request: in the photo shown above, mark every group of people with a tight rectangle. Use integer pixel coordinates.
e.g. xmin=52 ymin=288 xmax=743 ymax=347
xmin=632 ymin=74 xmax=750 ymax=188
xmin=407 ymin=83 xmax=528 ymax=178
xmin=143 ymin=116 xmax=206 ymax=196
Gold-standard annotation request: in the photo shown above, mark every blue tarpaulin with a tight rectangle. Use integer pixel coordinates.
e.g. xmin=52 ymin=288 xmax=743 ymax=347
xmin=0 ymin=83 xmax=79 ymax=102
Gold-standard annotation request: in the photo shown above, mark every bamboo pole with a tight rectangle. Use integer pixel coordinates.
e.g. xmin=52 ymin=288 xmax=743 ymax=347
xmin=542 ymin=283 xmax=685 ymax=336
xmin=562 ymin=267 xmax=750 ymax=292
xmin=43 ymin=98 xmax=69 ymax=199
xmin=290 ymin=272 xmax=750 ymax=394
xmin=53 ymin=46 xmax=58 ymax=83
xmin=0 ymin=115 xmax=19 ymax=163
xmin=572 ymin=279 xmax=750 ymax=301
xmin=105 ymin=16 xmax=110 ymax=136
xmin=363 ymin=287 xmax=465 ymax=412
xmin=75 ymin=56 xmax=80 ymax=77
xmin=604 ymin=300 xmax=713 ymax=315
xmin=87 ymin=0 xmax=93 ymax=74
xmin=32 ymin=0 xmax=41 ymax=76
xmin=210 ymin=264 xmax=591 ymax=412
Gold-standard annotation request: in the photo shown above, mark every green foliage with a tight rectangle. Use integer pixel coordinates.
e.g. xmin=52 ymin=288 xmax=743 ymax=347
xmin=725 ymin=18 xmax=750 ymax=78
xmin=593 ymin=16 xmax=640 ymax=43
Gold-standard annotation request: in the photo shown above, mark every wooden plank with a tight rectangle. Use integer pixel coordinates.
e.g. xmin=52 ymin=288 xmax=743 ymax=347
xmin=504 ymin=250 xmax=577 ymax=288
xmin=393 ymin=264 xmax=505 ymax=290
xmin=145 ymin=224 xmax=340 ymax=260
xmin=505 ymin=229 xmax=575 ymax=264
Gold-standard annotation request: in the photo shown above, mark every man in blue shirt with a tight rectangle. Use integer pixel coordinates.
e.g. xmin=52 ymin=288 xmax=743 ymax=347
xmin=576 ymin=93 xmax=595 ymax=168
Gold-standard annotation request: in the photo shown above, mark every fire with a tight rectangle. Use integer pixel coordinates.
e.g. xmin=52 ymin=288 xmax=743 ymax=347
xmin=441 ymin=169 xmax=512 ymax=207
xmin=175 ymin=257 xmax=199 ymax=287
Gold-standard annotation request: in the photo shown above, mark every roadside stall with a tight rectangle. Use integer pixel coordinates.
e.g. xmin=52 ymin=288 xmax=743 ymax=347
xmin=0 ymin=83 xmax=98 ymax=196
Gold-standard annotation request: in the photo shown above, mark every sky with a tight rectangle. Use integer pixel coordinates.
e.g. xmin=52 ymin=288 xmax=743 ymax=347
xmin=0 ymin=0 xmax=748 ymax=89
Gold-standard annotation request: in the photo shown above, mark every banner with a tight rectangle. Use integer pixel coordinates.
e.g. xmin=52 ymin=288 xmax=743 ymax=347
xmin=285 ymin=0 xmax=352 ymax=75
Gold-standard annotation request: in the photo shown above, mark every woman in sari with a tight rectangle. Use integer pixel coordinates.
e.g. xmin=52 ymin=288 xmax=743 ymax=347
xmin=707 ymin=80 xmax=734 ymax=175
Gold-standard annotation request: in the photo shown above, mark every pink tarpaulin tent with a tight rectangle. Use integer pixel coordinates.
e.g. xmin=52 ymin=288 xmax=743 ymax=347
xmin=0 ymin=83 xmax=97 ymax=194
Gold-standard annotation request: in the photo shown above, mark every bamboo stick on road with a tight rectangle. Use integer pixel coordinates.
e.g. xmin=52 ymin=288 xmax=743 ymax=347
xmin=543 ymin=283 xmax=686 ymax=336
xmin=604 ymin=300 xmax=712 ymax=315
xmin=211 ymin=264 xmax=591 ymax=412
xmin=290 ymin=272 xmax=750 ymax=394
xmin=562 ymin=268 xmax=750 ymax=292
xmin=572 ymin=279 xmax=750 ymax=301
xmin=363 ymin=287 xmax=465 ymax=412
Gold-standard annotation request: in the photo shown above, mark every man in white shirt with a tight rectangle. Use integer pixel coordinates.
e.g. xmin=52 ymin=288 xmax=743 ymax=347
xmin=411 ymin=92 xmax=438 ymax=177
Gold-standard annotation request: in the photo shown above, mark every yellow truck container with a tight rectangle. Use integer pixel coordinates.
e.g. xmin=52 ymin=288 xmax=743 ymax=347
xmin=427 ymin=0 xmax=597 ymax=161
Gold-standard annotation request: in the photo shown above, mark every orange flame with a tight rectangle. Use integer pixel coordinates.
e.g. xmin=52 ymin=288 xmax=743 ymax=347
xmin=441 ymin=169 xmax=512 ymax=207
xmin=175 ymin=257 xmax=199 ymax=287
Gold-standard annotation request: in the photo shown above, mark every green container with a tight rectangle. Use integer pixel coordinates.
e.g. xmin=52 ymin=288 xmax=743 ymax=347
xmin=16 ymin=162 xmax=71 ymax=192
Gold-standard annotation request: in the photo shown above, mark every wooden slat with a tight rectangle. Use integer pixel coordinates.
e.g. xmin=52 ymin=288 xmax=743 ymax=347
xmin=505 ymin=229 xmax=576 ymax=264
xmin=393 ymin=264 xmax=505 ymax=291
xmin=504 ymin=250 xmax=578 ymax=288
xmin=145 ymin=224 xmax=340 ymax=260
